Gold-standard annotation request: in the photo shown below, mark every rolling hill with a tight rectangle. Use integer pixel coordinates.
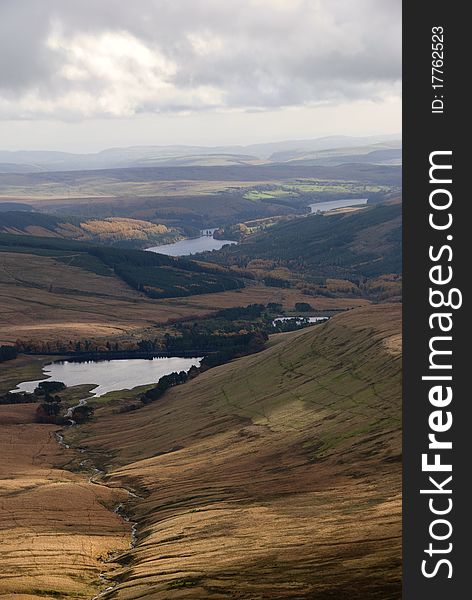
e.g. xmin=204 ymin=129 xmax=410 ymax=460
xmin=0 ymin=233 xmax=244 ymax=300
xmin=65 ymin=303 xmax=402 ymax=599
xmin=0 ymin=210 xmax=180 ymax=248
xmin=1 ymin=231 xmax=359 ymax=345
xmin=0 ymin=233 xmax=253 ymax=345
xmin=0 ymin=163 xmax=402 ymax=190
xmin=270 ymin=141 xmax=401 ymax=164
xmin=0 ymin=161 xmax=401 ymax=230
xmin=0 ymin=136 xmax=400 ymax=173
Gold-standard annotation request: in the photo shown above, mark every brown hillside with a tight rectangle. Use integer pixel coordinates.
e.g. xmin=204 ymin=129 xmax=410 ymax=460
xmin=0 ymin=403 xmax=130 ymax=599
xmin=0 ymin=251 xmax=367 ymax=344
xmin=74 ymin=304 xmax=402 ymax=599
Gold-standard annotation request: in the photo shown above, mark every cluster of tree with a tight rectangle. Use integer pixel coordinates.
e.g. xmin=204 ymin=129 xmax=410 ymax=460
xmin=15 ymin=338 xmax=144 ymax=354
xmin=34 ymin=381 xmax=65 ymax=424
xmin=172 ymin=303 xmax=281 ymax=337
xmin=69 ymin=404 xmax=94 ymax=424
xmin=0 ymin=211 xmax=182 ymax=249
xmin=35 ymin=381 xmax=66 ymax=396
xmin=0 ymin=381 xmax=67 ymax=408
xmin=80 ymin=217 xmax=169 ymax=241
xmin=29 ymin=380 xmax=94 ymax=425
xmin=205 ymin=203 xmax=402 ymax=295
xmin=170 ymin=302 xmax=326 ymax=340
xmin=294 ymin=302 xmax=314 ymax=312
xmin=213 ymin=223 xmax=249 ymax=241
xmin=213 ymin=304 xmax=266 ymax=321
xmin=115 ymin=264 xmax=244 ymax=298
xmin=141 ymin=370 xmax=190 ymax=404
xmin=35 ymin=400 xmax=62 ymax=423
xmin=0 ymin=232 xmax=246 ymax=300
xmin=272 ymin=317 xmax=329 ymax=334
xmin=197 ymin=334 xmax=266 ymax=368
xmin=163 ymin=330 xmax=267 ymax=355
xmin=0 ymin=211 xmax=77 ymax=234
xmin=263 ymin=276 xmax=291 ymax=288
xmin=138 ymin=329 xmax=268 ymax=407
xmin=87 ymin=245 xmax=245 ymax=298
xmin=0 ymin=391 xmax=36 ymax=405
xmin=0 ymin=345 xmax=18 ymax=363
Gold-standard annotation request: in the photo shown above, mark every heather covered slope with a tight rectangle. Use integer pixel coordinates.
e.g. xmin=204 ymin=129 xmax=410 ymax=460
xmin=0 ymin=403 xmax=131 ymax=599
xmin=75 ymin=304 xmax=402 ymax=599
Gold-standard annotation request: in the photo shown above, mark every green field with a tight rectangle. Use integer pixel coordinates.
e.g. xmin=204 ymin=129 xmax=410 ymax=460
xmin=244 ymin=182 xmax=389 ymax=201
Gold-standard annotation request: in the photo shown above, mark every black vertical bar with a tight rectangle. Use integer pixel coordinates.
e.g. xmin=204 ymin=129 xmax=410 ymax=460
xmin=404 ymin=2 xmax=467 ymax=599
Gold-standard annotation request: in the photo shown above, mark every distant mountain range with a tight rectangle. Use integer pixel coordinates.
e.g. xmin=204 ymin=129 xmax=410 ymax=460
xmin=0 ymin=134 xmax=401 ymax=173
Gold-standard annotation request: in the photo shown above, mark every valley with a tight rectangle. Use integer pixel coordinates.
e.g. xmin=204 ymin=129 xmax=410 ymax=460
xmin=0 ymin=304 xmax=401 ymax=599
xmin=0 ymin=138 xmax=402 ymax=600
xmin=0 ymin=401 xmax=131 ymax=599
xmin=0 ymin=0 xmax=405 ymax=590
xmin=0 ymin=246 xmax=364 ymax=345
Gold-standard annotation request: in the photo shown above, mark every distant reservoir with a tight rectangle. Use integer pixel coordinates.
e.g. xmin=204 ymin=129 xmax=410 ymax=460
xmin=146 ymin=199 xmax=368 ymax=257
xmin=309 ymin=198 xmax=368 ymax=213
xmin=147 ymin=228 xmax=237 ymax=257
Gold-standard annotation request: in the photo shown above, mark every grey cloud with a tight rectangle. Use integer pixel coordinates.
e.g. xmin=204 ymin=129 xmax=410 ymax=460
xmin=0 ymin=0 xmax=401 ymax=119
xmin=0 ymin=1 xmax=58 ymax=93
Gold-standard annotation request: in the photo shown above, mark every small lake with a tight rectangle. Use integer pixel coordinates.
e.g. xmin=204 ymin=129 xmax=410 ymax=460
xmin=273 ymin=316 xmax=329 ymax=326
xmin=12 ymin=357 xmax=202 ymax=398
xmin=309 ymin=198 xmax=368 ymax=213
xmin=147 ymin=229 xmax=237 ymax=256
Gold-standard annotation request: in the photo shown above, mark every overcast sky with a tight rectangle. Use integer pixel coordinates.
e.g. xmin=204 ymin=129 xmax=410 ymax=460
xmin=0 ymin=0 xmax=401 ymax=152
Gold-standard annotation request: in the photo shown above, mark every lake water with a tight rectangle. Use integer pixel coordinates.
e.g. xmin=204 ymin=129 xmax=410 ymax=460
xmin=12 ymin=357 xmax=202 ymax=398
xmin=147 ymin=229 xmax=237 ymax=256
xmin=309 ymin=198 xmax=368 ymax=213
xmin=272 ymin=316 xmax=329 ymax=326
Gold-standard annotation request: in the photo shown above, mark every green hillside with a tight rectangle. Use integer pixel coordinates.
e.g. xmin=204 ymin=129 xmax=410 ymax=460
xmin=0 ymin=232 xmax=244 ymax=299
xmin=211 ymin=200 xmax=401 ymax=281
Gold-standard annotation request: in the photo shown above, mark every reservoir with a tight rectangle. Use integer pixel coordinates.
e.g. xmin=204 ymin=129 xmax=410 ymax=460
xmin=147 ymin=201 xmax=368 ymax=256
xmin=12 ymin=356 xmax=202 ymax=398
xmin=272 ymin=316 xmax=329 ymax=326
xmin=147 ymin=229 xmax=237 ymax=257
xmin=309 ymin=198 xmax=368 ymax=213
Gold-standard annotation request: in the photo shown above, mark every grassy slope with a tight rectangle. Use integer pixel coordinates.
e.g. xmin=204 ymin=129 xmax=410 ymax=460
xmin=0 ymin=249 xmax=361 ymax=344
xmin=211 ymin=200 xmax=402 ymax=280
xmin=0 ymin=250 xmax=159 ymax=343
xmin=0 ymin=211 xmax=177 ymax=248
xmin=0 ymin=401 xmax=131 ymax=599
xmin=74 ymin=304 xmax=401 ymax=599
xmin=0 ymin=187 xmax=305 ymax=229
xmin=0 ymin=233 xmax=245 ymax=306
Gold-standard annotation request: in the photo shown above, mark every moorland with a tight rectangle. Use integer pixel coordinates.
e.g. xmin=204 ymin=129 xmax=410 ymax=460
xmin=0 ymin=137 xmax=402 ymax=599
